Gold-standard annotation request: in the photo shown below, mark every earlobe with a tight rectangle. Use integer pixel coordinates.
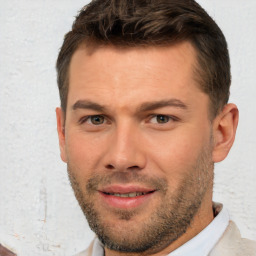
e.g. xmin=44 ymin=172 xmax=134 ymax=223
xmin=56 ymin=107 xmax=68 ymax=163
xmin=212 ymin=103 xmax=239 ymax=163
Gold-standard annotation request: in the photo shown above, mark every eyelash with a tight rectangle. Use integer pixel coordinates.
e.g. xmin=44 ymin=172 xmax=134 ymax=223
xmin=147 ymin=114 xmax=179 ymax=124
xmin=79 ymin=115 xmax=108 ymax=125
xmin=79 ymin=114 xmax=179 ymax=126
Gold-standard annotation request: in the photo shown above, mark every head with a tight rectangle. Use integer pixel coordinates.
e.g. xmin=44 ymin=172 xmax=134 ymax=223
xmin=57 ymin=0 xmax=231 ymax=119
xmin=56 ymin=0 xmax=238 ymax=255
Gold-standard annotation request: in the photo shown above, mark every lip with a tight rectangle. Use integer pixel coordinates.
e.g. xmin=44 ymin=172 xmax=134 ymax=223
xmin=100 ymin=184 xmax=155 ymax=194
xmin=98 ymin=184 xmax=156 ymax=209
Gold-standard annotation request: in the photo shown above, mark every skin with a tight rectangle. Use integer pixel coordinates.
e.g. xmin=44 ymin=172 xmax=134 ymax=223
xmin=56 ymin=41 xmax=238 ymax=256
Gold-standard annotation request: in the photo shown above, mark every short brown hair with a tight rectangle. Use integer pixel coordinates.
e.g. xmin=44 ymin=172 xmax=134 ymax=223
xmin=56 ymin=0 xmax=230 ymax=117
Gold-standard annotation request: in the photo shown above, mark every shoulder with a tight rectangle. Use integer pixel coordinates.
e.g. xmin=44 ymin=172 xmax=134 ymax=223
xmin=73 ymin=240 xmax=94 ymax=256
xmin=210 ymin=221 xmax=256 ymax=256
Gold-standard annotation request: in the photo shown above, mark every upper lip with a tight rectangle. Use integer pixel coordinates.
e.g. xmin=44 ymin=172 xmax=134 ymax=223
xmin=99 ymin=185 xmax=156 ymax=194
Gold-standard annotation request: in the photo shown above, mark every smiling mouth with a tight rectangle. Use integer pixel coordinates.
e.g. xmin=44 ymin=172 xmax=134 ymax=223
xmin=103 ymin=191 xmax=154 ymax=198
xmin=99 ymin=188 xmax=156 ymax=209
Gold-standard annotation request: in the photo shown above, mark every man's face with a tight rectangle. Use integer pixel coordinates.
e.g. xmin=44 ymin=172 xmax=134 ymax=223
xmin=58 ymin=42 xmax=215 ymax=254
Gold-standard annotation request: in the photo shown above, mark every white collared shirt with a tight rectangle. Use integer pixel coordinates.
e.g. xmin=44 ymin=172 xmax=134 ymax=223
xmin=91 ymin=204 xmax=229 ymax=256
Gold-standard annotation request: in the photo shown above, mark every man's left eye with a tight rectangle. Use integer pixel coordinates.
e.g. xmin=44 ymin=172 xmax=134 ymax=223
xmin=150 ymin=115 xmax=172 ymax=124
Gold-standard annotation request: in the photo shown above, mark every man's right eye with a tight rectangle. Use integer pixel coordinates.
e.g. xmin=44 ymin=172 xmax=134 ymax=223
xmin=80 ymin=115 xmax=106 ymax=125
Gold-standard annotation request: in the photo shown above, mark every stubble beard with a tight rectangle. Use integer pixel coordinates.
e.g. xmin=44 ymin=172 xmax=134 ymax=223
xmin=67 ymin=146 xmax=214 ymax=254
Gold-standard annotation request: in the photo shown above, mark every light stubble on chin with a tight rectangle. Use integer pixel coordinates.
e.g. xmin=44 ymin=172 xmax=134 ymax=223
xmin=67 ymin=146 xmax=214 ymax=254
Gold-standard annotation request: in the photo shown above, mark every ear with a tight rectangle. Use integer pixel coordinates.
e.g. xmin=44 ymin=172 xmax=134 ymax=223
xmin=56 ymin=107 xmax=67 ymax=163
xmin=212 ymin=103 xmax=239 ymax=163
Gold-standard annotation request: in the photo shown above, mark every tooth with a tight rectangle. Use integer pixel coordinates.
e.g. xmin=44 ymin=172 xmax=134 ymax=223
xmin=109 ymin=192 xmax=148 ymax=197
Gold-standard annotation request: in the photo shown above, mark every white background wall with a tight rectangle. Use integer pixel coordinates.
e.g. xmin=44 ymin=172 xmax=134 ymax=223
xmin=0 ymin=0 xmax=255 ymax=255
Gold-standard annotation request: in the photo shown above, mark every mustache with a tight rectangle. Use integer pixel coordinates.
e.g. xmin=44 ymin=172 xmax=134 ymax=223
xmin=86 ymin=171 xmax=168 ymax=193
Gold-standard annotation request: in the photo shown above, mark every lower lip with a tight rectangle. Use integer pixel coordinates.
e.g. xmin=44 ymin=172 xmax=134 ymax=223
xmin=99 ymin=192 xmax=155 ymax=209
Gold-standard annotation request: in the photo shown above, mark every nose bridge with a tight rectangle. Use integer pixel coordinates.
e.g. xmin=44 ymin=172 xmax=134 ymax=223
xmin=105 ymin=120 xmax=146 ymax=171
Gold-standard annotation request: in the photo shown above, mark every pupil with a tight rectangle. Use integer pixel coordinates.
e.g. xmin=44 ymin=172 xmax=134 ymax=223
xmin=157 ymin=115 xmax=169 ymax=123
xmin=92 ymin=116 xmax=103 ymax=124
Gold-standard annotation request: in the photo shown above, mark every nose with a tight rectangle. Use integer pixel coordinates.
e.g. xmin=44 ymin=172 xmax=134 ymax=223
xmin=103 ymin=123 xmax=147 ymax=172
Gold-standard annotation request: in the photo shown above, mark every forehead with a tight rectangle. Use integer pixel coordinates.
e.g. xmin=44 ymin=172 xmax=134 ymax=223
xmin=67 ymin=42 xmax=205 ymax=111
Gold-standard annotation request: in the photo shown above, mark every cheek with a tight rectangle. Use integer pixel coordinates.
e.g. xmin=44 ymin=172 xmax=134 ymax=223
xmin=65 ymin=132 xmax=105 ymax=177
xmin=147 ymin=127 xmax=210 ymax=179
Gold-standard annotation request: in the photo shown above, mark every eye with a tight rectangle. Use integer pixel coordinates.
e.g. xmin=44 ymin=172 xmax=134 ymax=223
xmin=88 ymin=115 xmax=106 ymax=125
xmin=80 ymin=115 xmax=106 ymax=125
xmin=150 ymin=115 xmax=172 ymax=124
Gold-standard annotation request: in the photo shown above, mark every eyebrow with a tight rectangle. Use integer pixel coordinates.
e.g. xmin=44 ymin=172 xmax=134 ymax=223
xmin=72 ymin=100 xmax=106 ymax=112
xmin=138 ymin=99 xmax=188 ymax=112
xmin=72 ymin=98 xmax=188 ymax=113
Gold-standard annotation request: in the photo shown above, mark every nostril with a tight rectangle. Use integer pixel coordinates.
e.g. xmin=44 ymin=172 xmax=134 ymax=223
xmin=105 ymin=164 xmax=141 ymax=171
xmin=106 ymin=164 xmax=115 ymax=169
xmin=127 ymin=166 xmax=141 ymax=171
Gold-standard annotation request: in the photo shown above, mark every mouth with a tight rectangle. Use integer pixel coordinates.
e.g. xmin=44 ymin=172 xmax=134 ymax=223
xmin=103 ymin=191 xmax=153 ymax=198
xmin=98 ymin=185 xmax=156 ymax=209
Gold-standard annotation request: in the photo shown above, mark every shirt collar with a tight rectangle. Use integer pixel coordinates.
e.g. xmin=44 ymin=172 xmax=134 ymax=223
xmin=168 ymin=203 xmax=229 ymax=256
xmin=91 ymin=202 xmax=229 ymax=256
